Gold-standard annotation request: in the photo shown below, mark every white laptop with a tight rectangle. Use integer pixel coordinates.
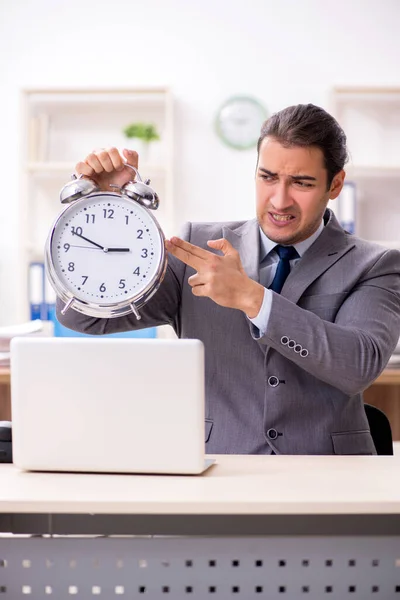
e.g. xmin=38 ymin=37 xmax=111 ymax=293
xmin=10 ymin=337 xmax=215 ymax=475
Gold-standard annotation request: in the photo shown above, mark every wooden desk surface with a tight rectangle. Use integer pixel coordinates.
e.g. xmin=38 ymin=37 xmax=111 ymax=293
xmin=1 ymin=455 xmax=400 ymax=515
xmin=374 ymin=368 xmax=400 ymax=385
xmin=0 ymin=368 xmax=10 ymax=385
xmin=1 ymin=367 xmax=400 ymax=385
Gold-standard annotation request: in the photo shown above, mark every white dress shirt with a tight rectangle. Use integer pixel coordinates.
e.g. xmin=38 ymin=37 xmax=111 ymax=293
xmin=249 ymin=220 xmax=325 ymax=336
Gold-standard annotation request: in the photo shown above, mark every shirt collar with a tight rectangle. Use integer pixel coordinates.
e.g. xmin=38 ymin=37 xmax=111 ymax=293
xmin=259 ymin=219 xmax=325 ymax=262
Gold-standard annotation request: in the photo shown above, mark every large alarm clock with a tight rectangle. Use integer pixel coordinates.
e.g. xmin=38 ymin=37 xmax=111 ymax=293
xmin=45 ymin=165 xmax=167 ymax=320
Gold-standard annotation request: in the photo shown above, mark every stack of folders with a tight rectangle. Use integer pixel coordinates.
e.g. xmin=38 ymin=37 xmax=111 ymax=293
xmin=333 ymin=181 xmax=356 ymax=234
xmin=0 ymin=320 xmax=53 ymax=367
xmin=0 ymin=262 xmax=56 ymax=367
xmin=28 ymin=261 xmax=56 ymax=322
xmin=328 ymin=181 xmax=356 ymax=234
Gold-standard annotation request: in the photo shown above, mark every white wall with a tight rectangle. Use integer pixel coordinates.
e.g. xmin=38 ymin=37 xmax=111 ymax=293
xmin=0 ymin=0 xmax=399 ymax=324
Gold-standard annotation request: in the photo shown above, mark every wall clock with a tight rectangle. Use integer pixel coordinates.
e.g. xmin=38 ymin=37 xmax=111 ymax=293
xmin=215 ymin=95 xmax=268 ymax=150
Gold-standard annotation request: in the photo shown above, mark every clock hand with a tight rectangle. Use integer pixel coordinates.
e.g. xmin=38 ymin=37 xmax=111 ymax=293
xmin=72 ymin=231 xmax=105 ymax=250
xmin=71 ymin=232 xmax=130 ymax=253
xmin=69 ymin=244 xmax=102 ymax=250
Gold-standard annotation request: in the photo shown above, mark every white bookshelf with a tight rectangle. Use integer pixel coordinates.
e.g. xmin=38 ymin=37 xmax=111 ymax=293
xmin=19 ymin=88 xmax=175 ymax=327
xmin=330 ymin=87 xmax=400 ymax=250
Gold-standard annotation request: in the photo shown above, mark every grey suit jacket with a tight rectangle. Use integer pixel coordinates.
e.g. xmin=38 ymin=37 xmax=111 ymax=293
xmin=57 ymin=210 xmax=400 ymax=455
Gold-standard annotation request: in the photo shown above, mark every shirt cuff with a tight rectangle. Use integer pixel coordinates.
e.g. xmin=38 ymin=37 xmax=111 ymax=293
xmin=248 ymin=288 xmax=273 ymax=337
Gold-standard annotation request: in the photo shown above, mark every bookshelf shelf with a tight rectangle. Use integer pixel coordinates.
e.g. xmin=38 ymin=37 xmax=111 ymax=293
xmin=331 ymin=87 xmax=400 ymax=251
xmin=27 ymin=161 xmax=74 ymax=171
xmin=26 ymin=162 xmax=168 ymax=178
xmin=28 ymin=89 xmax=168 ymax=105
xmin=346 ymin=166 xmax=400 ymax=179
xmin=370 ymin=241 xmax=400 ymax=250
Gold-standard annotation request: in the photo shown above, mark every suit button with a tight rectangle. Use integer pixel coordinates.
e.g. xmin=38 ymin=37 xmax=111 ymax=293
xmin=300 ymin=349 xmax=309 ymax=357
xmin=294 ymin=344 xmax=302 ymax=353
xmin=268 ymin=376 xmax=279 ymax=387
xmin=281 ymin=336 xmax=289 ymax=345
xmin=288 ymin=339 xmax=296 ymax=349
xmin=267 ymin=428 xmax=278 ymax=440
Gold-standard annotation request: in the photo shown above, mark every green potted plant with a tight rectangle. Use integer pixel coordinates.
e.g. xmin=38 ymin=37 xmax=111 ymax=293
xmin=123 ymin=122 xmax=160 ymax=162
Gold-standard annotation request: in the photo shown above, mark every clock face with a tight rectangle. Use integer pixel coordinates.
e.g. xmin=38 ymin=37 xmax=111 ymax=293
xmin=215 ymin=96 xmax=268 ymax=150
xmin=48 ymin=193 xmax=164 ymax=308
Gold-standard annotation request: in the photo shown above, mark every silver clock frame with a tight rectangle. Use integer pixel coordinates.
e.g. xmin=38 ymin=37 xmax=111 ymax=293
xmin=45 ymin=191 xmax=167 ymax=320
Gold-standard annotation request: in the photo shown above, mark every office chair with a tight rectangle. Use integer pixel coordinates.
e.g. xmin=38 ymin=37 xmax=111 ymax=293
xmin=364 ymin=403 xmax=393 ymax=455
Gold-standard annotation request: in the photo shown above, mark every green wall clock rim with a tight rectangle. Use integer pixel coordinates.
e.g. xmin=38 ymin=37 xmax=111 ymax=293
xmin=214 ymin=95 xmax=268 ymax=150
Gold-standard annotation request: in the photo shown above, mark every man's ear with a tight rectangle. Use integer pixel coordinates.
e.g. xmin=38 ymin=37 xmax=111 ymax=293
xmin=329 ymin=170 xmax=345 ymax=200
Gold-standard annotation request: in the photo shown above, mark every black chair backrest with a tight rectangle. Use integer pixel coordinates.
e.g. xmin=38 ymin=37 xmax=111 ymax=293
xmin=364 ymin=403 xmax=393 ymax=455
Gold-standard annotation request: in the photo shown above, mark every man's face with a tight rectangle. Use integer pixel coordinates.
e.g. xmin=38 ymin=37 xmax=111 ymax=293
xmin=255 ymin=137 xmax=345 ymax=245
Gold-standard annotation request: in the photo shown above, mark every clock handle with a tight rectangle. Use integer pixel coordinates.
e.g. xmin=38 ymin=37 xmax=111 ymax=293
xmin=124 ymin=163 xmax=143 ymax=182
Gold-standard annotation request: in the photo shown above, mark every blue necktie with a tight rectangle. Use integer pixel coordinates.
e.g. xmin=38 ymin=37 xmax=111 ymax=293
xmin=269 ymin=245 xmax=299 ymax=294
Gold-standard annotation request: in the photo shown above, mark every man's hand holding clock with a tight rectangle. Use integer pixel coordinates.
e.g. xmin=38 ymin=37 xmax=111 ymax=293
xmin=76 ymin=147 xmax=139 ymax=191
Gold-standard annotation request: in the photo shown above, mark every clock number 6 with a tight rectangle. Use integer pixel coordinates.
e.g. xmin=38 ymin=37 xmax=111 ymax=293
xmin=99 ymin=283 xmax=106 ymax=292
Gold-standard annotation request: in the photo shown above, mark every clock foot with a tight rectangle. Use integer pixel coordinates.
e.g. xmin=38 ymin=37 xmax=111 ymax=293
xmin=60 ymin=297 xmax=76 ymax=316
xmin=129 ymin=302 xmax=141 ymax=320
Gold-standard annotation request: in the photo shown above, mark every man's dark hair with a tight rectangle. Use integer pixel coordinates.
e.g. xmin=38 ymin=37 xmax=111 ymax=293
xmin=257 ymin=104 xmax=349 ymax=188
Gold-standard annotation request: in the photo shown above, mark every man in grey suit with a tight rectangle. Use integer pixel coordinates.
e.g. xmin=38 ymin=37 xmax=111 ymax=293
xmin=57 ymin=104 xmax=400 ymax=455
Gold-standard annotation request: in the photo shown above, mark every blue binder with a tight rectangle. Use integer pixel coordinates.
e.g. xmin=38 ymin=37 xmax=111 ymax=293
xmin=28 ymin=262 xmax=46 ymax=321
xmin=338 ymin=181 xmax=356 ymax=234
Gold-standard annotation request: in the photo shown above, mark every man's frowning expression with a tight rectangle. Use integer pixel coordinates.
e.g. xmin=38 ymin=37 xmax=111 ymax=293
xmin=256 ymin=137 xmax=345 ymax=245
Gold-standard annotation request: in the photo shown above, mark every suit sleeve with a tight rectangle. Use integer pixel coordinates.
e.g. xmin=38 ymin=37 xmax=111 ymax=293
xmin=56 ymin=223 xmax=191 ymax=337
xmin=253 ymin=249 xmax=400 ymax=396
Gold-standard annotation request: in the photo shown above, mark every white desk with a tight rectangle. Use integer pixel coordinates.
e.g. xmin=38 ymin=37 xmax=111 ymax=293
xmin=1 ymin=456 xmax=400 ymax=599
xmin=1 ymin=454 xmax=400 ymax=516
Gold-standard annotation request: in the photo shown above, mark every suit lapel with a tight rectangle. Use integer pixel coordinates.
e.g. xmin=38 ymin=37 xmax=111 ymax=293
xmin=281 ymin=211 xmax=355 ymax=303
xmin=222 ymin=219 xmax=261 ymax=283
xmin=222 ymin=219 xmax=266 ymax=343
